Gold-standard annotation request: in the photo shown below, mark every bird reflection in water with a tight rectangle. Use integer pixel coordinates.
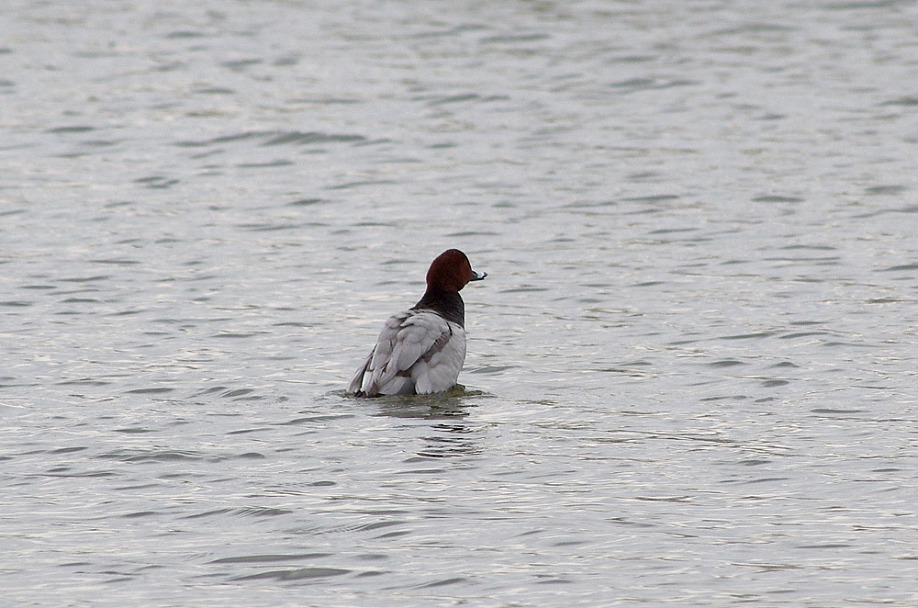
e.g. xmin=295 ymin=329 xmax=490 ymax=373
xmin=371 ymin=385 xmax=490 ymax=458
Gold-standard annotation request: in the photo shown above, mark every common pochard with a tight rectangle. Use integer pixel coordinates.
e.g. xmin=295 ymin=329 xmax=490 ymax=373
xmin=347 ymin=249 xmax=486 ymax=397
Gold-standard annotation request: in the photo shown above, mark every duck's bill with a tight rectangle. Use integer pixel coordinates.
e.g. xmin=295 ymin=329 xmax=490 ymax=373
xmin=470 ymin=270 xmax=487 ymax=281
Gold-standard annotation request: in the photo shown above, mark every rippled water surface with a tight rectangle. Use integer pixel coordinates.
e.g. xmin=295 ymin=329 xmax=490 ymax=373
xmin=3 ymin=1 xmax=918 ymax=606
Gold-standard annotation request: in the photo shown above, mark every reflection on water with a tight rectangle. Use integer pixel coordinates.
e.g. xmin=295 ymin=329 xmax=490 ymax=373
xmin=415 ymin=423 xmax=483 ymax=459
xmin=369 ymin=386 xmax=487 ymax=418
xmin=368 ymin=386 xmax=490 ymax=458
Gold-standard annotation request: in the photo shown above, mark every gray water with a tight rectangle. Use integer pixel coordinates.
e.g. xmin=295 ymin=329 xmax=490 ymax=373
xmin=2 ymin=1 xmax=918 ymax=606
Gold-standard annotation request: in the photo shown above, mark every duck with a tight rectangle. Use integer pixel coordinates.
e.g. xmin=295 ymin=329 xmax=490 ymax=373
xmin=347 ymin=249 xmax=486 ymax=397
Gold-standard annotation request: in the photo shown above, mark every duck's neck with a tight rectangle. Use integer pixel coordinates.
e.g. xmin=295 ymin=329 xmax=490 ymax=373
xmin=413 ymin=288 xmax=465 ymax=327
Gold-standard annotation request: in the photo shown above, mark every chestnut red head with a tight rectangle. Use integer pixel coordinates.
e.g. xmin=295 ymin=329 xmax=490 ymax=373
xmin=426 ymin=249 xmax=486 ymax=293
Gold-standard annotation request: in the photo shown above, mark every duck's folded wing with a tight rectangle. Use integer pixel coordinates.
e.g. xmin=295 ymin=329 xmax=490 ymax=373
xmin=348 ymin=312 xmax=409 ymax=396
xmin=389 ymin=313 xmax=452 ymax=371
xmin=350 ymin=311 xmax=452 ymax=397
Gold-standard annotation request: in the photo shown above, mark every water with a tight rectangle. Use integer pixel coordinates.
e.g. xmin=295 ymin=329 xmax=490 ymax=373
xmin=2 ymin=1 xmax=917 ymax=605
